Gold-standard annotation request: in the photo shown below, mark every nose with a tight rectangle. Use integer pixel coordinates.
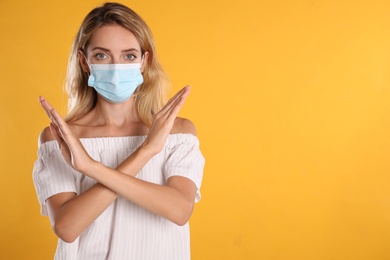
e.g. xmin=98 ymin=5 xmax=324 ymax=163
xmin=112 ymin=57 xmax=121 ymax=64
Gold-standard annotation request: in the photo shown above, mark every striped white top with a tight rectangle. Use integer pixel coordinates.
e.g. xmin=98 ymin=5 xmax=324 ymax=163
xmin=32 ymin=134 xmax=205 ymax=260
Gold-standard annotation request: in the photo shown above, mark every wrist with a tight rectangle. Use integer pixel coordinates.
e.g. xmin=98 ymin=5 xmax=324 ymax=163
xmin=83 ymin=159 xmax=101 ymax=177
xmin=135 ymin=143 xmax=158 ymax=160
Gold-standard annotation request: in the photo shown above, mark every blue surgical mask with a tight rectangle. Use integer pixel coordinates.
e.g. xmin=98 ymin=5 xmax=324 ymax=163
xmin=86 ymin=60 xmax=144 ymax=103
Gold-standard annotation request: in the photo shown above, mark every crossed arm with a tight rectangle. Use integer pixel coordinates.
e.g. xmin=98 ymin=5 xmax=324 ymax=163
xmin=39 ymin=86 xmax=197 ymax=243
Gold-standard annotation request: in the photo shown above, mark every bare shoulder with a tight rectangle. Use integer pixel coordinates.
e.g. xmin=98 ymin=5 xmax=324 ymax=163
xmin=38 ymin=126 xmax=56 ymax=145
xmin=171 ymin=117 xmax=197 ymax=136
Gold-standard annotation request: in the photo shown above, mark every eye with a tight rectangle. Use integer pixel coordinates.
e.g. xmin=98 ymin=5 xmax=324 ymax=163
xmin=95 ymin=53 xmax=108 ymax=60
xmin=124 ymin=54 xmax=136 ymax=61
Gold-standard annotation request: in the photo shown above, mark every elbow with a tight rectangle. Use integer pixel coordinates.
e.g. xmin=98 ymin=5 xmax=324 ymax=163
xmin=173 ymin=217 xmax=190 ymax=227
xmin=52 ymin=220 xmax=79 ymax=243
xmin=171 ymin=201 xmax=194 ymax=226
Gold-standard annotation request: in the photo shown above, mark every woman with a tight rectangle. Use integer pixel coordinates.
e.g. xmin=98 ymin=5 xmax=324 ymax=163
xmin=32 ymin=2 xmax=205 ymax=259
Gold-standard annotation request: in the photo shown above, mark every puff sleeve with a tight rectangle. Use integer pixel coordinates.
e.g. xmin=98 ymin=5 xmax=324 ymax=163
xmin=32 ymin=141 xmax=78 ymax=216
xmin=163 ymin=134 xmax=205 ymax=203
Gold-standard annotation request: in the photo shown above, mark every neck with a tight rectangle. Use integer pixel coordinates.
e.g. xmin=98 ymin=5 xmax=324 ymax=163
xmin=91 ymin=96 xmax=141 ymax=127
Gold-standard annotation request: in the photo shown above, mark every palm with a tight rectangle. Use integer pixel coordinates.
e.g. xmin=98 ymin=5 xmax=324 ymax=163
xmin=143 ymin=86 xmax=190 ymax=155
xmin=39 ymin=97 xmax=93 ymax=173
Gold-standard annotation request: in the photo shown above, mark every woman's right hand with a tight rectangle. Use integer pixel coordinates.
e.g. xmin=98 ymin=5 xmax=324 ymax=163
xmin=141 ymin=86 xmax=190 ymax=155
xmin=39 ymin=96 xmax=96 ymax=174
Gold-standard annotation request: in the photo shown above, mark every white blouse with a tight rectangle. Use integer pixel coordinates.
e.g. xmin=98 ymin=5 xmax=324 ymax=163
xmin=32 ymin=134 xmax=205 ymax=260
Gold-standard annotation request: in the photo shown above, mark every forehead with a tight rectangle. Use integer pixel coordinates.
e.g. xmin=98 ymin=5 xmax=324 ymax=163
xmin=87 ymin=24 xmax=141 ymax=51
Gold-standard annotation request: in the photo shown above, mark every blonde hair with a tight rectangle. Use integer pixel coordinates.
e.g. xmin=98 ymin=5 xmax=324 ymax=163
xmin=64 ymin=2 xmax=170 ymax=126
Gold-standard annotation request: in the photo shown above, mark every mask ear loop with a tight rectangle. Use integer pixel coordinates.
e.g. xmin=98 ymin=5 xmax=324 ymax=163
xmin=82 ymin=53 xmax=92 ymax=77
xmin=82 ymin=54 xmax=92 ymax=68
xmin=140 ymin=54 xmax=145 ymax=71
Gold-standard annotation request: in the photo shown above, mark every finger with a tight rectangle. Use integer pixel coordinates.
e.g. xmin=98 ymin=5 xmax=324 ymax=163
xmin=39 ymin=97 xmax=52 ymax=119
xmin=158 ymin=88 xmax=190 ymax=123
xmin=161 ymin=86 xmax=189 ymax=111
xmin=50 ymin=110 xmax=65 ymax=137
xmin=154 ymin=89 xmax=189 ymax=129
xmin=166 ymin=86 xmax=190 ymax=114
xmin=50 ymin=108 xmax=70 ymax=136
xmin=167 ymin=91 xmax=189 ymax=119
xmin=159 ymin=86 xmax=190 ymax=117
xmin=168 ymin=86 xmax=189 ymax=106
xmin=39 ymin=96 xmax=54 ymax=114
xmin=39 ymin=96 xmax=56 ymax=122
xmin=49 ymin=122 xmax=64 ymax=146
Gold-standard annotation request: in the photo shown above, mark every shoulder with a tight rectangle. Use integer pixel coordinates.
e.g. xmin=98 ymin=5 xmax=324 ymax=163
xmin=171 ymin=117 xmax=197 ymax=136
xmin=38 ymin=126 xmax=56 ymax=145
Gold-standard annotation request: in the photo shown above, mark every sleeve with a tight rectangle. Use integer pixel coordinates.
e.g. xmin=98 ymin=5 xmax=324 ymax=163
xmin=163 ymin=135 xmax=205 ymax=203
xmin=32 ymin=141 xmax=78 ymax=216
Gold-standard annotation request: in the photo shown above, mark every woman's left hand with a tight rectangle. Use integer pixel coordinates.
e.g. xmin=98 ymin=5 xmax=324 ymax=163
xmin=141 ymin=86 xmax=190 ymax=155
xmin=39 ymin=96 xmax=95 ymax=173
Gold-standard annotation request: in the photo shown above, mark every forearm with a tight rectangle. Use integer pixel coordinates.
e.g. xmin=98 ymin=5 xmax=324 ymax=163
xmin=51 ymin=148 xmax=150 ymax=242
xmin=115 ymin=145 xmax=154 ymax=175
xmin=49 ymin=183 xmax=117 ymax=242
xmin=107 ymin=171 xmax=193 ymax=225
xmin=87 ymin=148 xmax=195 ymax=226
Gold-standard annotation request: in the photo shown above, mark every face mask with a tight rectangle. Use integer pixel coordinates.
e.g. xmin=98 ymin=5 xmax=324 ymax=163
xmin=86 ymin=59 xmax=144 ymax=103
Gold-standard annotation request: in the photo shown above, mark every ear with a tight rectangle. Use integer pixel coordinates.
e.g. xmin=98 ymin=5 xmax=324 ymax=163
xmin=141 ymin=51 xmax=149 ymax=73
xmin=78 ymin=50 xmax=90 ymax=73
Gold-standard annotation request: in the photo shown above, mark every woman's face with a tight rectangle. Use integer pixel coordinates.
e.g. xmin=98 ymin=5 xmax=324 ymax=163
xmin=83 ymin=24 xmax=145 ymax=65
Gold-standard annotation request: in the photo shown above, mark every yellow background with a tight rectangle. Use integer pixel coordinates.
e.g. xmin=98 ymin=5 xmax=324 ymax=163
xmin=1 ymin=0 xmax=390 ymax=259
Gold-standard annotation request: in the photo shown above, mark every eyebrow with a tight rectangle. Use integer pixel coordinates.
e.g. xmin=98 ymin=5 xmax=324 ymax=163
xmin=122 ymin=48 xmax=140 ymax=53
xmin=91 ymin=47 xmax=140 ymax=53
